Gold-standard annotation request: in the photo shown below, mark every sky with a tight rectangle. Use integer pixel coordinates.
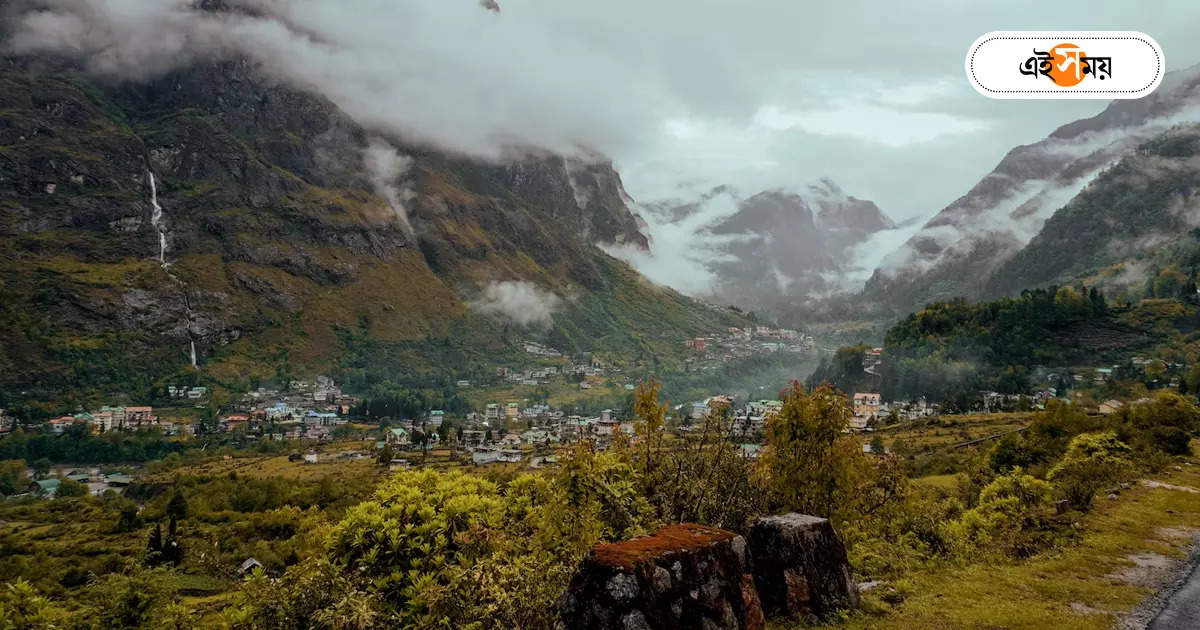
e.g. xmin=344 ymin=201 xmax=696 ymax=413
xmin=7 ymin=0 xmax=1200 ymax=291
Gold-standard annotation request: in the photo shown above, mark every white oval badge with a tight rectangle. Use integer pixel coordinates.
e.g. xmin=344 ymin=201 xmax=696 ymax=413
xmin=966 ymin=31 xmax=1163 ymax=99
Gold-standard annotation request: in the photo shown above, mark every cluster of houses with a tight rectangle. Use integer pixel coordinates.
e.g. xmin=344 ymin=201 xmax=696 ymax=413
xmin=378 ymin=387 xmax=920 ymax=470
xmin=684 ymin=326 xmax=815 ymax=372
xmin=44 ymin=405 xmax=159 ymax=434
xmin=375 ymin=402 xmax=653 ymax=465
xmin=220 ymin=377 xmax=359 ymax=441
xmin=496 ymin=354 xmax=609 ymax=389
xmin=8 ymin=376 xmax=361 ymax=442
xmin=0 ymin=410 xmax=16 ymax=437
xmin=854 ymin=346 xmax=1190 ymax=417
xmin=25 ymin=469 xmax=135 ymax=498
xmin=863 ymin=348 xmax=883 ymax=376
xmin=522 ymin=341 xmax=563 ymax=357
xmin=850 ymin=392 xmax=939 ymax=431
xmin=681 ymin=396 xmax=781 ymax=439
xmin=453 ymin=396 xmax=794 ymax=464
xmin=1042 ymin=359 xmax=1184 ymax=389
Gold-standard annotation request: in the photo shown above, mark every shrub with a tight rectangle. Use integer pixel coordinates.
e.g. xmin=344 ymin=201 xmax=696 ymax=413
xmin=0 ymin=460 xmax=28 ymax=496
xmin=940 ymin=469 xmax=1052 ymax=558
xmin=115 ymin=505 xmax=143 ymax=533
xmin=988 ymin=433 xmax=1034 ymax=472
xmin=632 ymin=380 xmax=764 ymax=530
xmin=56 ymin=477 xmax=87 ymax=498
xmin=0 ymin=578 xmax=69 ymax=629
xmin=1125 ymin=392 xmax=1200 ymax=456
xmin=757 ymin=383 xmax=851 ymax=518
xmin=1047 ymin=432 xmax=1133 ymax=510
xmin=327 ymin=469 xmax=504 ymax=601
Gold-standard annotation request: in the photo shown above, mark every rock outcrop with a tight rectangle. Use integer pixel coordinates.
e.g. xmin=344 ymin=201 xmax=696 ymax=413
xmin=747 ymin=514 xmax=859 ymax=620
xmin=558 ymin=523 xmax=765 ymax=630
xmin=558 ymin=514 xmax=858 ymax=629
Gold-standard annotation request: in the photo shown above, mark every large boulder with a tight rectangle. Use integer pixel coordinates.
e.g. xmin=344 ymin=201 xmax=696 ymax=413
xmin=746 ymin=514 xmax=859 ymax=620
xmin=557 ymin=523 xmax=765 ymax=630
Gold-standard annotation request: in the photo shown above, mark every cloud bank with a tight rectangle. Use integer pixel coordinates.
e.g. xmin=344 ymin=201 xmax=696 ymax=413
xmin=471 ymin=281 xmax=562 ymax=327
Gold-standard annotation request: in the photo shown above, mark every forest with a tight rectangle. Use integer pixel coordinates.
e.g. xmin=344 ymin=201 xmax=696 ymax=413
xmin=812 ymin=285 xmax=1200 ymax=404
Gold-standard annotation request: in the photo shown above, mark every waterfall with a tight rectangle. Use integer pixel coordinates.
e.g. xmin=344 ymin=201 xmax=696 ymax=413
xmin=148 ymin=172 xmax=168 ymax=267
xmin=148 ymin=168 xmax=198 ymax=369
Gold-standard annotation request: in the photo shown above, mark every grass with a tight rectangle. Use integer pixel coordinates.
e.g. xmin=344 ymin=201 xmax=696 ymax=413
xmin=914 ymin=474 xmax=959 ymax=491
xmin=802 ymin=463 xmax=1200 ymax=629
xmin=875 ymin=412 xmax=1032 ymax=452
xmin=141 ymin=443 xmax=386 ymax=484
xmin=463 ymin=379 xmax=627 ymax=411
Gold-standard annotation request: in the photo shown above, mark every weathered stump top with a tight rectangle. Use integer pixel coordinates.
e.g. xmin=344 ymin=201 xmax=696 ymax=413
xmin=591 ymin=523 xmax=738 ymax=569
xmin=753 ymin=514 xmax=826 ymax=528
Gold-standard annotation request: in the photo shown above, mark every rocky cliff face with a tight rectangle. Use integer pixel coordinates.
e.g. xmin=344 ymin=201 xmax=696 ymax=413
xmin=865 ymin=64 xmax=1200 ymax=312
xmin=0 ymin=51 xmax=740 ymax=407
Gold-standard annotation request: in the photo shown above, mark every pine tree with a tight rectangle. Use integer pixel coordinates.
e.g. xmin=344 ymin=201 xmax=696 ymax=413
xmin=146 ymin=522 xmax=164 ymax=565
xmin=166 ymin=490 xmax=188 ymax=521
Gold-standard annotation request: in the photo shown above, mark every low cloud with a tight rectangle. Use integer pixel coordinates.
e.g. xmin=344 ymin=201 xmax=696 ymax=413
xmin=603 ymin=189 xmax=746 ymax=296
xmin=471 ymin=280 xmax=562 ymax=327
xmin=873 ymin=103 xmax=1200 ymax=281
xmin=362 ymin=138 xmax=415 ymax=234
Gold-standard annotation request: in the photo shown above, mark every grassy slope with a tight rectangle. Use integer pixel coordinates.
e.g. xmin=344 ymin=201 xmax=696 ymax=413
xmin=807 ymin=463 xmax=1200 ymax=629
xmin=0 ymin=441 xmax=388 ymax=610
xmin=874 ymin=412 xmax=1033 ymax=452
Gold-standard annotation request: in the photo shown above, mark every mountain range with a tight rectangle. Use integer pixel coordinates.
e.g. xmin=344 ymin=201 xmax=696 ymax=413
xmin=0 ymin=52 xmax=749 ymax=406
xmin=7 ymin=4 xmax=1200 ymax=410
xmin=637 ymin=179 xmax=897 ymax=308
xmin=864 ymin=64 xmax=1200 ymax=313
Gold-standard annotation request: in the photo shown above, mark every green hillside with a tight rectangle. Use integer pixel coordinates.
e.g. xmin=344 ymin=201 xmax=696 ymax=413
xmin=0 ymin=58 xmax=749 ymax=413
xmin=813 ymin=287 xmax=1200 ymax=404
xmin=987 ymin=123 xmax=1200 ymax=300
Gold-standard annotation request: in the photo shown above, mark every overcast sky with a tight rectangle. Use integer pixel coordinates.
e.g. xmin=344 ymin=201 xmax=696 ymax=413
xmin=8 ymin=0 xmax=1200 ymax=225
xmin=601 ymin=0 xmax=1200 ymax=221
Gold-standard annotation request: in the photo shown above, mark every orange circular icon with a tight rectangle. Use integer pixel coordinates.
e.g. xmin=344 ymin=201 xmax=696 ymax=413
xmin=1047 ymin=43 xmax=1087 ymax=86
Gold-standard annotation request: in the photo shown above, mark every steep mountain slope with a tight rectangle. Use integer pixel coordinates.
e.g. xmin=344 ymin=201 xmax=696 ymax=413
xmin=865 ymin=65 xmax=1200 ymax=312
xmin=986 ymin=123 xmax=1200 ymax=298
xmin=0 ymin=54 xmax=746 ymax=407
xmin=643 ymin=180 xmax=894 ymax=306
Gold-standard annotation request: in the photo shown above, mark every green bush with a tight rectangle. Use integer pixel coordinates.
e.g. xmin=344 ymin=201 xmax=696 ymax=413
xmin=940 ymin=469 xmax=1052 ymax=558
xmin=1048 ymin=432 xmax=1133 ymax=510
xmin=56 ymin=477 xmax=86 ymax=498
